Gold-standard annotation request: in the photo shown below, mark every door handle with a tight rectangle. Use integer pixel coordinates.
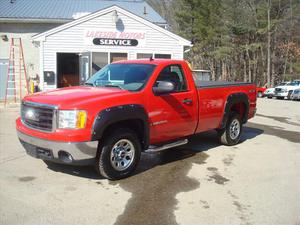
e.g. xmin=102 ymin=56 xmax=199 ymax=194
xmin=182 ymin=98 xmax=192 ymax=104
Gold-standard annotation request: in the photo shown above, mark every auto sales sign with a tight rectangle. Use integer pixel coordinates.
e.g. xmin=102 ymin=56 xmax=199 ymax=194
xmin=84 ymin=30 xmax=146 ymax=47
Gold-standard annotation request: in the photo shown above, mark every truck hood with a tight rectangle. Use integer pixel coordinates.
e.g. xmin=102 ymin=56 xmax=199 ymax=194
xmin=23 ymin=86 xmax=129 ymax=109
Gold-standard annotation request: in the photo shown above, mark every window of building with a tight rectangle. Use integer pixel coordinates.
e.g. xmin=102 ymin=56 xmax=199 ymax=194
xmin=154 ymin=54 xmax=171 ymax=59
xmin=137 ymin=53 xmax=153 ymax=59
xmin=110 ymin=53 xmax=128 ymax=63
xmin=92 ymin=52 xmax=108 ymax=74
xmin=154 ymin=64 xmax=187 ymax=92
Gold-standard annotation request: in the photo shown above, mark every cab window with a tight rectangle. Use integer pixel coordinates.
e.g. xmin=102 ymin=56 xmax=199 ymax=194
xmin=154 ymin=65 xmax=187 ymax=92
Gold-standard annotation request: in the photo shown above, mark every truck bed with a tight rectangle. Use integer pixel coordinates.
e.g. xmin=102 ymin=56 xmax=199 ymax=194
xmin=195 ymin=81 xmax=253 ymax=89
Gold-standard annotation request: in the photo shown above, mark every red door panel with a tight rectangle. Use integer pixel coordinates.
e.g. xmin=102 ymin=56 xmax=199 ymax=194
xmin=146 ymin=63 xmax=198 ymax=144
xmin=148 ymin=91 xmax=198 ymax=143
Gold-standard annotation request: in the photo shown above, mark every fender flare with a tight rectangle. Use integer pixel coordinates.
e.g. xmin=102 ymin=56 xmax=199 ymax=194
xmin=220 ymin=92 xmax=250 ymax=129
xmin=91 ymin=104 xmax=149 ymax=149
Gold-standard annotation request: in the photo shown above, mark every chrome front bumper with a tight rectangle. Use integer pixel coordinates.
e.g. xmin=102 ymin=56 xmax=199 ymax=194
xmin=17 ymin=131 xmax=98 ymax=165
xmin=274 ymin=92 xmax=288 ymax=97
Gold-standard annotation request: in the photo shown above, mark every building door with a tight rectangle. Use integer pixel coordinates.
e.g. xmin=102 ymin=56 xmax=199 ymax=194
xmin=57 ymin=53 xmax=79 ymax=88
xmin=79 ymin=52 xmax=91 ymax=85
xmin=0 ymin=59 xmax=9 ymax=100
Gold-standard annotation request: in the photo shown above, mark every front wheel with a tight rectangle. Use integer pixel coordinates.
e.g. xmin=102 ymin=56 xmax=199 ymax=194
xmin=218 ymin=112 xmax=242 ymax=146
xmin=95 ymin=128 xmax=141 ymax=180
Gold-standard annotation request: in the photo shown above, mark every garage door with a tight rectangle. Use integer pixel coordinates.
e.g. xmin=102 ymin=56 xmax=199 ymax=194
xmin=0 ymin=59 xmax=9 ymax=100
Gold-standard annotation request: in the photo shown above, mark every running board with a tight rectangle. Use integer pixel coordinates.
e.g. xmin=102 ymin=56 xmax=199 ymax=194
xmin=145 ymin=139 xmax=188 ymax=153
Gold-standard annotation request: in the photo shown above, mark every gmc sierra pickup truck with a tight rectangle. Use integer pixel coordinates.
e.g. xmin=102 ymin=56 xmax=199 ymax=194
xmin=16 ymin=59 xmax=257 ymax=180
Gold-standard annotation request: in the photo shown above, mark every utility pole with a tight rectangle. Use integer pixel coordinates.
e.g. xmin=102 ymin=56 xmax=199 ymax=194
xmin=267 ymin=0 xmax=271 ymax=87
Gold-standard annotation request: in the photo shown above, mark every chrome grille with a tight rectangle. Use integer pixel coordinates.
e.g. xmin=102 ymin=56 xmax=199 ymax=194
xmin=21 ymin=102 xmax=56 ymax=132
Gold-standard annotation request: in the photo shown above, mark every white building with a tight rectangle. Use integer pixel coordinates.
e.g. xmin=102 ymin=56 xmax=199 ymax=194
xmin=0 ymin=0 xmax=191 ymax=95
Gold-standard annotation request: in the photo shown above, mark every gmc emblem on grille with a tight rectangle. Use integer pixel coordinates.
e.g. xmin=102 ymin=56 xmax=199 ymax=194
xmin=25 ymin=110 xmax=39 ymax=122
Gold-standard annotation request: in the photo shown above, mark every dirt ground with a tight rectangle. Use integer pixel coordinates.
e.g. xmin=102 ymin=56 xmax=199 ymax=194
xmin=0 ymin=98 xmax=299 ymax=225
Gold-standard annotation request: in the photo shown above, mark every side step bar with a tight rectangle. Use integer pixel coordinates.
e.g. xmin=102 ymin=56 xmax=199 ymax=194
xmin=145 ymin=139 xmax=188 ymax=153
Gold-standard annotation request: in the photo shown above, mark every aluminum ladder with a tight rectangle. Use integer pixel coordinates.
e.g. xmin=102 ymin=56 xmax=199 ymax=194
xmin=4 ymin=38 xmax=29 ymax=106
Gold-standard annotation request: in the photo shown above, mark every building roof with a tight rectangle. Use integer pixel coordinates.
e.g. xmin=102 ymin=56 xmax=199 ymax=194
xmin=32 ymin=5 xmax=192 ymax=46
xmin=0 ymin=0 xmax=166 ymax=24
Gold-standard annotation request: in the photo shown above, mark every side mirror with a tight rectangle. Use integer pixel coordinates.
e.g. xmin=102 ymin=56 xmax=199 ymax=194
xmin=153 ymin=81 xmax=175 ymax=95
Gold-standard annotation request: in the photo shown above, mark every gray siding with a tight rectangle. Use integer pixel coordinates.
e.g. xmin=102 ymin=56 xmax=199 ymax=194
xmin=0 ymin=23 xmax=61 ymax=79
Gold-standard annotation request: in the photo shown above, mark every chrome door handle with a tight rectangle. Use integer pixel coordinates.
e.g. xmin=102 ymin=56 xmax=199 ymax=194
xmin=182 ymin=98 xmax=192 ymax=104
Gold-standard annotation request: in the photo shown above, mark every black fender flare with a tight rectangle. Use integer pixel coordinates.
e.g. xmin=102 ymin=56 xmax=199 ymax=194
xmin=91 ymin=104 xmax=149 ymax=149
xmin=220 ymin=92 xmax=250 ymax=129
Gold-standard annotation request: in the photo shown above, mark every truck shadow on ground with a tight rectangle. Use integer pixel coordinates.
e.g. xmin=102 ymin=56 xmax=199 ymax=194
xmin=45 ymin=126 xmax=264 ymax=180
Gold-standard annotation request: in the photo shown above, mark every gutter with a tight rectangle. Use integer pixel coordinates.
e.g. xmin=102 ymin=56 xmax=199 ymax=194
xmin=0 ymin=18 xmax=72 ymax=24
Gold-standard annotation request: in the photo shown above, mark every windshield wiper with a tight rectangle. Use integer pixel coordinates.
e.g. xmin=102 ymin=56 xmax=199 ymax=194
xmin=104 ymin=84 xmax=124 ymax=90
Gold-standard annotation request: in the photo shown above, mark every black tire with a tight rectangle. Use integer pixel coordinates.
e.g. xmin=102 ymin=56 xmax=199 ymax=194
xmin=287 ymin=91 xmax=293 ymax=100
xmin=95 ymin=128 xmax=141 ymax=180
xmin=267 ymin=96 xmax=272 ymax=99
xmin=218 ymin=112 xmax=242 ymax=146
xmin=276 ymin=97 xmax=284 ymax=100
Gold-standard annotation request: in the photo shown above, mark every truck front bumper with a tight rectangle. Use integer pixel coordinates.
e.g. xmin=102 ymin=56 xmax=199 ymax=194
xmin=274 ymin=92 xmax=288 ymax=98
xmin=17 ymin=131 xmax=98 ymax=165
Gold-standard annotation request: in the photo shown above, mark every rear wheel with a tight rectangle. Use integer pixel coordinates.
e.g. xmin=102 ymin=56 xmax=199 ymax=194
xmin=218 ymin=112 xmax=242 ymax=146
xmin=95 ymin=128 xmax=141 ymax=180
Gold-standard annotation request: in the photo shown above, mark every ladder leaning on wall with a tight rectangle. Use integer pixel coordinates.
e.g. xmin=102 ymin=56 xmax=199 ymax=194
xmin=4 ymin=38 xmax=29 ymax=106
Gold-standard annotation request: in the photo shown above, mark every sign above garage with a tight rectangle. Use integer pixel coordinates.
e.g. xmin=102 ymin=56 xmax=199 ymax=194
xmin=84 ymin=29 xmax=145 ymax=47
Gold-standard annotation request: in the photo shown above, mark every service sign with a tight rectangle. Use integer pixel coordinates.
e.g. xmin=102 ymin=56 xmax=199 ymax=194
xmin=93 ymin=38 xmax=138 ymax=47
xmin=84 ymin=30 xmax=146 ymax=47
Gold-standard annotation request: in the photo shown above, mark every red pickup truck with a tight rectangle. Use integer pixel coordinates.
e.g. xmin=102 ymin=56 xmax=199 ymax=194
xmin=16 ymin=59 xmax=256 ymax=180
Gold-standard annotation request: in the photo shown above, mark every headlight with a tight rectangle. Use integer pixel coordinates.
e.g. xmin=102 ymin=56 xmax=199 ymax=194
xmin=58 ymin=110 xmax=87 ymax=129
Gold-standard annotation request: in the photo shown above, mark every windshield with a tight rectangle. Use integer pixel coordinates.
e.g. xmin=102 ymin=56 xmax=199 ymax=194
xmin=289 ymin=81 xmax=300 ymax=86
xmin=85 ymin=63 xmax=156 ymax=91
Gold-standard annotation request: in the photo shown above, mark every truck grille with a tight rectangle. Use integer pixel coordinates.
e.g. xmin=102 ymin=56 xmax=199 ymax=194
xmin=21 ymin=102 xmax=56 ymax=132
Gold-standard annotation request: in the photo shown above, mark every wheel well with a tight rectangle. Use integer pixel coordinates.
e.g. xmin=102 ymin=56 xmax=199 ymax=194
xmin=230 ymin=102 xmax=246 ymax=121
xmin=101 ymin=119 xmax=145 ymax=149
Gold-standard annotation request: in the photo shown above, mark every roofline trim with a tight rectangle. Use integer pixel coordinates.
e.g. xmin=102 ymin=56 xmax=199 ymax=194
xmin=0 ymin=18 xmax=71 ymax=23
xmin=32 ymin=5 xmax=191 ymax=46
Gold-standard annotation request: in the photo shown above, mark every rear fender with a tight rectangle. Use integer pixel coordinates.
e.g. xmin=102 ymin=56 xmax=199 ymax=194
xmin=220 ymin=93 xmax=250 ymax=129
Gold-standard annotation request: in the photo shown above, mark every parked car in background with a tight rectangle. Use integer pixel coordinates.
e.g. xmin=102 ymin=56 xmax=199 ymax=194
xmin=274 ymin=80 xmax=300 ymax=100
xmin=291 ymin=88 xmax=300 ymax=101
xmin=277 ymin=81 xmax=291 ymax=86
xmin=264 ymin=88 xmax=275 ymax=98
xmin=256 ymin=87 xmax=267 ymax=98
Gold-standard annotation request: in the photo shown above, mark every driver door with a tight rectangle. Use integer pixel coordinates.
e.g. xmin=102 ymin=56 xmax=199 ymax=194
xmin=148 ymin=64 xmax=198 ymax=144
